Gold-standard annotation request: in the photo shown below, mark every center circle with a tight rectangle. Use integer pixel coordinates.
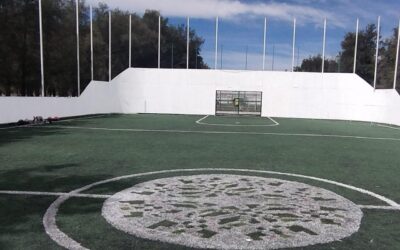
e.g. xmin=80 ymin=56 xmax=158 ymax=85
xmin=102 ymin=174 xmax=362 ymax=249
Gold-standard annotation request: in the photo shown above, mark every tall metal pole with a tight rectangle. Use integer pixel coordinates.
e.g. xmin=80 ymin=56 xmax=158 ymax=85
xmin=158 ymin=15 xmax=161 ymax=69
xmin=292 ymin=18 xmax=296 ymax=72
xmin=38 ymin=0 xmax=45 ymax=96
xmin=373 ymin=16 xmax=380 ymax=89
xmin=394 ymin=19 xmax=400 ymax=89
xmin=215 ymin=17 xmax=219 ymax=70
xmin=353 ymin=18 xmax=359 ymax=74
xmin=262 ymin=17 xmax=267 ymax=71
xmin=322 ymin=18 xmax=327 ymax=73
xmin=220 ymin=45 xmax=223 ymax=69
xmin=186 ymin=17 xmax=190 ymax=69
xmin=272 ymin=44 xmax=275 ymax=71
xmin=297 ymin=47 xmax=300 ymax=67
xmin=90 ymin=5 xmax=94 ymax=81
xmin=171 ymin=43 xmax=174 ymax=68
xmin=129 ymin=14 xmax=132 ymax=68
xmin=245 ymin=45 xmax=248 ymax=70
xmin=196 ymin=50 xmax=198 ymax=69
xmin=76 ymin=0 xmax=80 ymax=96
xmin=109 ymin=11 xmax=111 ymax=82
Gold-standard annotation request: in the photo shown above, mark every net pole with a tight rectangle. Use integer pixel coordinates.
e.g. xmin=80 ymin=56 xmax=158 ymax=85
xmin=90 ymin=5 xmax=94 ymax=81
xmin=158 ymin=15 xmax=161 ymax=69
xmin=322 ymin=18 xmax=326 ymax=73
xmin=373 ymin=16 xmax=380 ymax=90
xmin=245 ymin=45 xmax=248 ymax=70
xmin=76 ymin=0 xmax=80 ymax=96
xmin=292 ymin=18 xmax=296 ymax=72
xmin=221 ymin=45 xmax=223 ymax=69
xmin=109 ymin=11 xmax=111 ymax=82
xmin=38 ymin=0 xmax=45 ymax=96
xmin=215 ymin=17 xmax=219 ymax=70
xmin=394 ymin=19 xmax=400 ymax=89
xmin=353 ymin=18 xmax=359 ymax=74
xmin=262 ymin=17 xmax=267 ymax=71
xmin=129 ymin=14 xmax=132 ymax=68
xmin=186 ymin=17 xmax=190 ymax=69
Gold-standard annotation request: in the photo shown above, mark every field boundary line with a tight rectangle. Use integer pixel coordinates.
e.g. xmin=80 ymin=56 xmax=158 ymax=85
xmin=195 ymin=115 xmax=279 ymax=127
xmin=42 ymin=168 xmax=399 ymax=250
xmin=36 ymin=125 xmax=400 ymax=142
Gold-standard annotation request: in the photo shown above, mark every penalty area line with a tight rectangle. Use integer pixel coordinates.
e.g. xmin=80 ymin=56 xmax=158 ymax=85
xmin=195 ymin=115 xmax=279 ymax=127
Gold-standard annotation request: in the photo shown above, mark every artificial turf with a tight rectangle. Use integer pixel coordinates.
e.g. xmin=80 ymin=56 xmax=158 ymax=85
xmin=1 ymin=114 xmax=400 ymax=249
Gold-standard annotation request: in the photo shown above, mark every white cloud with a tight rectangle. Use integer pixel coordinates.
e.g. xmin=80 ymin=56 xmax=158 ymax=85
xmin=85 ymin=0 xmax=347 ymax=28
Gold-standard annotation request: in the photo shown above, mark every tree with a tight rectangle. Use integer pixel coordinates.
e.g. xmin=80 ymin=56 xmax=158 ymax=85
xmin=0 ymin=1 xmax=208 ymax=96
xmin=377 ymin=27 xmax=399 ymax=89
xmin=0 ymin=0 xmax=40 ymax=96
xmin=339 ymin=24 xmax=378 ymax=85
xmin=294 ymin=55 xmax=338 ymax=73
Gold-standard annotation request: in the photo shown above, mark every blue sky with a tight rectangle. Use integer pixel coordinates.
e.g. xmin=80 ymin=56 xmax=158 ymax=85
xmin=87 ymin=0 xmax=400 ymax=70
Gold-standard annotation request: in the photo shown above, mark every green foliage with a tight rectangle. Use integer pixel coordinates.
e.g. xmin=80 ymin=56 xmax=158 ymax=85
xmin=294 ymin=55 xmax=338 ymax=73
xmin=0 ymin=0 xmax=208 ymax=96
xmin=339 ymin=24 xmax=378 ymax=85
xmin=377 ymin=28 xmax=400 ymax=89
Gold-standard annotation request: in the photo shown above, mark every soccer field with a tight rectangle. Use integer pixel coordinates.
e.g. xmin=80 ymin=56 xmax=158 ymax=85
xmin=1 ymin=114 xmax=400 ymax=249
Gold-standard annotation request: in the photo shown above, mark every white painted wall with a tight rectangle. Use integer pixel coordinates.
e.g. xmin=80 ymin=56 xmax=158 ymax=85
xmin=0 ymin=81 xmax=118 ymax=123
xmin=116 ymin=68 xmax=400 ymax=125
xmin=1 ymin=68 xmax=400 ymax=126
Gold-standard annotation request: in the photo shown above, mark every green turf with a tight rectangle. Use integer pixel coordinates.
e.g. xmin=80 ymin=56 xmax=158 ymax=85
xmin=1 ymin=114 xmax=400 ymax=249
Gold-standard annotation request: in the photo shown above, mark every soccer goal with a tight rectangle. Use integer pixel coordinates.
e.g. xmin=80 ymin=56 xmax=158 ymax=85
xmin=215 ymin=90 xmax=262 ymax=116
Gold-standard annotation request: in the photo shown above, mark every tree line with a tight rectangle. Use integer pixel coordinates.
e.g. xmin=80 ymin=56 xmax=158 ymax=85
xmin=295 ymin=24 xmax=400 ymax=89
xmin=0 ymin=0 xmax=207 ymax=96
xmin=1 ymin=1 xmax=399 ymax=96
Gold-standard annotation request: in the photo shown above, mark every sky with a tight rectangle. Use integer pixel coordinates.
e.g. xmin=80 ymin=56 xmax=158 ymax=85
xmin=86 ymin=0 xmax=400 ymax=71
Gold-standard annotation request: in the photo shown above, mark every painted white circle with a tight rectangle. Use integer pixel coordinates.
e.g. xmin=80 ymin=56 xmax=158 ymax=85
xmin=102 ymin=174 xmax=362 ymax=250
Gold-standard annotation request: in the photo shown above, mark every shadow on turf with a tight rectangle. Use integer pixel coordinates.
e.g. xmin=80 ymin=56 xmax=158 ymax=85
xmin=0 ymin=162 xmax=116 ymax=248
xmin=0 ymin=195 xmax=62 ymax=249
xmin=0 ymin=163 xmax=113 ymax=193
xmin=0 ymin=125 xmax=67 ymax=147
xmin=0 ymin=114 xmax=120 ymax=147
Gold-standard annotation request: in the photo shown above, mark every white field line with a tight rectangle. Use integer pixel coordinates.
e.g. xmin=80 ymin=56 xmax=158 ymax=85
xmin=358 ymin=205 xmax=400 ymax=211
xmin=42 ymin=168 xmax=400 ymax=250
xmin=0 ymin=190 xmax=111 ymax=199
xmin=376 ymin=124 xmax=400 ymax=131
xmin=34 ymin=125 xmax=400 ymax=142
xmin=195 ymin=115 xmax=209 ymax=124
xmin=195 ymin=115 xmax=279 ymax=127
